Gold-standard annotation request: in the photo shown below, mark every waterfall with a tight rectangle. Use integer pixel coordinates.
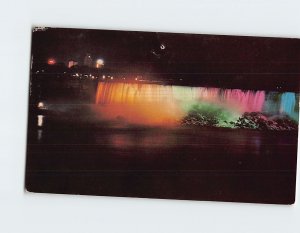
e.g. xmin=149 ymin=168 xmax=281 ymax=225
xmin=280 ymin=92 xmax=297 ymax=120
xmin=95 ymin=82 xmax=298 ymax=125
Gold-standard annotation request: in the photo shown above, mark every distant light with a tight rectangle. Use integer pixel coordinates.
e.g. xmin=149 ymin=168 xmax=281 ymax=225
xmin=135 ymin=78 xmax=138 ymax=81
xmin=75 ymin=73 xmax=79 ymax=77
xmin=47 ymin=58 xmax=56 ymax=65
xmin=96 ymin=59 xmax=104 ymax=68
xmin=102 ymin=75 xmax=106 ymax=79
xmin=111 ymin=76 xmax=114 ymax=80
xmin=37 ymin=102 xmax=44 ymax=108
xmin=160 ymin=44 xmax=166 ymax=50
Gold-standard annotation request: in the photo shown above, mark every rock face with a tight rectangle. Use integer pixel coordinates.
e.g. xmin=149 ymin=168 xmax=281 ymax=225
xmin=233 ymin=112 xmax=298 ymax=131
xmin=180 ymin=105 xmax=220 ymax=127
xmin=181 ymin=111 xmax=298 ymax=131
xmin=181 ymin=112 xmax=218 ymax=127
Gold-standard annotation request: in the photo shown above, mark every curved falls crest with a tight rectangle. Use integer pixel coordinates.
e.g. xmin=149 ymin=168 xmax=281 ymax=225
xmin=95 ymin=82 xmax=299 ymax=126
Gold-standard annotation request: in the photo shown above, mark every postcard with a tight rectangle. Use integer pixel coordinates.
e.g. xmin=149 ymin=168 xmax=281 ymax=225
xmin=25 ymin=27 xmax=299 ymax=204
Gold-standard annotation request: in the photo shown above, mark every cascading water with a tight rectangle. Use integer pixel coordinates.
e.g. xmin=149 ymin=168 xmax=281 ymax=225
xmin=280 ymin=92 xmax=297 ymax=120
xmin=95 ymin=82 xmax=298 ymax=126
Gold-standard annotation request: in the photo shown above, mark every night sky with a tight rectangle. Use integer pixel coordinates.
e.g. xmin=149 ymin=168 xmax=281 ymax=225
xmin=31 ymin=27 xmax=300 ymax=89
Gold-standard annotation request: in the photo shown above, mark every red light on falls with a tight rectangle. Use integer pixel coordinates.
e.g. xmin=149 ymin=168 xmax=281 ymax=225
xmin=48 ymin=58 xmax=56 ymax=65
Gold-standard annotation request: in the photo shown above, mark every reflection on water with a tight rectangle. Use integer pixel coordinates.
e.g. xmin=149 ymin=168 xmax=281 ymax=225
xmin=37 ymin=129 xmax=43 ymax=142
xmin=32 ymin=120 xmax=297 ymax=158
xmin=37 ymin=115 xmax=44 ymax=127
xmin=99 ymin=131 xmax=181 ymax=149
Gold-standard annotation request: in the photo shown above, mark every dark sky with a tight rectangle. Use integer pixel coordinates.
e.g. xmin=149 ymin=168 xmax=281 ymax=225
xmin=31 ymin=27 xmax=300 ymax=79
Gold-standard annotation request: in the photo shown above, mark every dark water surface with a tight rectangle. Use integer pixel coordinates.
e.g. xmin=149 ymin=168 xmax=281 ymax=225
xmin=26 ymin=115 xmax=297 ymax=204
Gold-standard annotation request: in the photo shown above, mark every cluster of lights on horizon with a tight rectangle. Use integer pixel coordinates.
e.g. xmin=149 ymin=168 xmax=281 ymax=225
xmin=47 ymin=55 xmax=105 ymax=69
xmin=35 ymin=67 xmax=156 ymax=84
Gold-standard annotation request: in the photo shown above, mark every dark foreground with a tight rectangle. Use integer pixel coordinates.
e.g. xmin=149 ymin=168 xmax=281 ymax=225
xmin=25 ymin=116 xmax=298 ymax=204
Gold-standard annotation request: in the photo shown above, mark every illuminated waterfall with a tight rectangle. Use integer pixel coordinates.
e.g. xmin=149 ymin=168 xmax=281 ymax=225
xmin=280 ymin=92 xmax=298 ymax=120
xmin=95 ymin=82 xmax=298 ymax=125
